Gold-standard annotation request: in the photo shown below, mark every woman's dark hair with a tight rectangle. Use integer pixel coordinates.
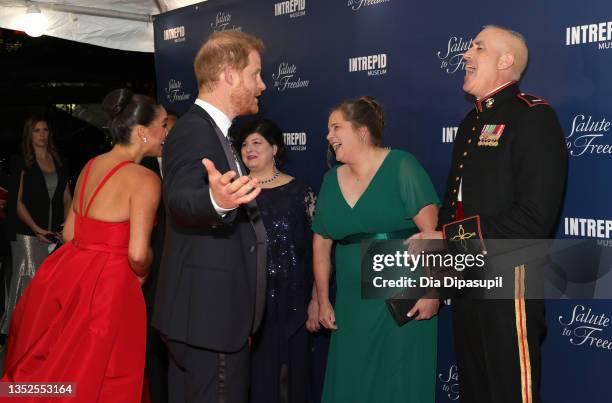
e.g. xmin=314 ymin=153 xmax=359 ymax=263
xmin=231 ymin=118 xmax=287 ymax=165
xmin=102 ymin=88 xmax=160 ymax=145
xmin=21 ymin=115 xmax=62 ymax=167
xmin=331 ymin=95 xmax=385 ymax=146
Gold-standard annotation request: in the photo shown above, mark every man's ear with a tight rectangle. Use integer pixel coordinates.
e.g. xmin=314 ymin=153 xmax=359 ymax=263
xmin=223 ymin=66 xmax=235 ymax=86
xmin=497 ymin=53 xmax=515 ymax=71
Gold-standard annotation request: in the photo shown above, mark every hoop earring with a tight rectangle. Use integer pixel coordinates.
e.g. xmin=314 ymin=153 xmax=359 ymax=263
xmin=143 ymin=137 xmax=148 ymax=144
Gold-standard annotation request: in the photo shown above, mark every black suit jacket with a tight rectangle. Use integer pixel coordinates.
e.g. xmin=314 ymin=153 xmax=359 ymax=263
xmin=141 ymin=157 xmax=164 ymax=314
xmin=10 ymin=155 xmax=69 ymax=238
xmin=152 ymin=104 xmax=267 ymax=353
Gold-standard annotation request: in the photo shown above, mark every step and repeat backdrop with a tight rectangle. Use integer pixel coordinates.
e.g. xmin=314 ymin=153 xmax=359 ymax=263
xmin=153 ymin=1 xmax=612 ymax=402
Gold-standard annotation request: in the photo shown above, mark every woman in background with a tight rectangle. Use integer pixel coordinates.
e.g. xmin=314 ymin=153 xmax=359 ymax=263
xmin=313 ymin=96 xmax=440 ymax=403
xmin=1 ymin=88 xmax=165 ymax=403
xmin=0 ymin=116 xmax=71 ymax=335
xmin=232 ymin=118 xmax=317 ymax=403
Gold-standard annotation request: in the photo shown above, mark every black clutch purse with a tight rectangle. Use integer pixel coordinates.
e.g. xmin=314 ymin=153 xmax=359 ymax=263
xmin=385 ymin=296 xmax=417 ymax=326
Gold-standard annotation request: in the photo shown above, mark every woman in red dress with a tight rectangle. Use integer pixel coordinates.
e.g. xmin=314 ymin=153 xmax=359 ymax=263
xmin=1 ymin=88 xmax=167 ymax=402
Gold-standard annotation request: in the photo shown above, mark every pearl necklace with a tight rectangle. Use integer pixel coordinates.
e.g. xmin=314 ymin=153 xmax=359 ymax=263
xmin=252 ymin=170 xmax=280 ymax=184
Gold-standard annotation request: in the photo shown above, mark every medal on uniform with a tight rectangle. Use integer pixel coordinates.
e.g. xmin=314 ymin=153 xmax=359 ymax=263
xmin=478 ymin=124 xmax=505 ymax=147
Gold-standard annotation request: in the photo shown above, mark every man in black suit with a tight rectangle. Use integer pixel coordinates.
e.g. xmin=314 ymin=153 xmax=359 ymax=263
xmin=141 ymin=111 xmax=177 ymax=403
xmin=152 ymin=31 xmax=267 ymax=403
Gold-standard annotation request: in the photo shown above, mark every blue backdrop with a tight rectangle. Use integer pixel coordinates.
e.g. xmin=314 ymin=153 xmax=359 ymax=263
xmin=153 ymin=1 xmax=612 ymax=402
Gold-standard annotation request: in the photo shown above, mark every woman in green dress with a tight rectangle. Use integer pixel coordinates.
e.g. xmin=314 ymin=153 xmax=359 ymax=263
xmin=312 ymin=96 xmax=440 ymax=403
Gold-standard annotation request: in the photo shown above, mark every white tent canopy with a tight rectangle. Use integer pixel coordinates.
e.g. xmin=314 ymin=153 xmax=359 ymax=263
xmin=0 ymin=0 xmax=206 ymax=52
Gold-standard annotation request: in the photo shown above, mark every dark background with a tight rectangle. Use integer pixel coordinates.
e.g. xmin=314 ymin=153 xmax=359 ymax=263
xmin=0 ymin=27 xmax=156 ymax=181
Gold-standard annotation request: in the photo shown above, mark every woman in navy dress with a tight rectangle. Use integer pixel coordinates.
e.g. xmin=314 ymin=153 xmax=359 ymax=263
xmin=232 ymin=118 xmax=318 ymax=403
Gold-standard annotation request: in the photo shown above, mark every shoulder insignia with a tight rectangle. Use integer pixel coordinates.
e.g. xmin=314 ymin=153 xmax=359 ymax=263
xmin=517 ymin=93 xmax=549 ymax=107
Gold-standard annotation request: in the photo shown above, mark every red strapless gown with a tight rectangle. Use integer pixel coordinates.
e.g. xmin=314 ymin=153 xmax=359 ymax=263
xmin=1 ymin=160 xmax=146 ymax=403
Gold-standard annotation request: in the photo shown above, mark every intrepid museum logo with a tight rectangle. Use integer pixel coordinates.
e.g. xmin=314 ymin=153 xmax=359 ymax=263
xmin=558 ymin=304 xmax=612 ymax=350
xmin=347 ymin=0 xmax=390 ymax=11
xmin=210 ymin=11 xmax=242 ymax=32
xmin=272 ymin=62 xmax=310 ymax=92
xmin=437 ymin=36 xmax=473 ymax=74
xmin=566 ymin=21 xmax=612 ymax=50
xmin=274 ymin=0 xmax=306 ymax=18
xmin=165 ymin=79 xmax=191 ymax=103
xmin=283 ymin=132 xmax=307 ymax=151
xmin=564 ymin=217 xmax=612 ymax=240
xmin=442 ymin=127 xmax=458 ymax=143
xmin=348 ymin=53 xmax=387 ymax=76
xmin=566 ymin=114 xmax=612 ymax=158
xmin=163 ymin=25 xmax=185 ymax=43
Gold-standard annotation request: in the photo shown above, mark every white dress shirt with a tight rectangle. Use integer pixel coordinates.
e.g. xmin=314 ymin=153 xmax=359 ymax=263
xmin=193 ymin=98 xmax=241 ymax=215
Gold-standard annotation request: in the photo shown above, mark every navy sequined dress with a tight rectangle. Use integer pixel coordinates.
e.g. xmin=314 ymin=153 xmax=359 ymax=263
xmin=250 ymin=179 xmax=315 ymax=403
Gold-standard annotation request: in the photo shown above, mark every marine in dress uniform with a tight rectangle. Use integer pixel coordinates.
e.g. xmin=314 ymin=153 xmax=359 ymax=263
xmin=436 ymin=27 xmax=567 ymax=403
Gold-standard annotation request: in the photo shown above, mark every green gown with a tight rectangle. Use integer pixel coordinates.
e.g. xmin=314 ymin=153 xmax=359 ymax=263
xmin=312 ymin=149 xmax=439 ymax=403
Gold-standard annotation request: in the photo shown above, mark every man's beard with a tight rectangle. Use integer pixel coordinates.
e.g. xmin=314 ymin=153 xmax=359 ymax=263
xmin=230 ymin=83 xmax=258 ymax=116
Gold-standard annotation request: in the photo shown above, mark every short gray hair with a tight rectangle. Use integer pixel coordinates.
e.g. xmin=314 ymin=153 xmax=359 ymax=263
xmin=483 ymin=25 xmax=529 ymax=79
xmin=483 ymin=25 xmax=527 ymax=47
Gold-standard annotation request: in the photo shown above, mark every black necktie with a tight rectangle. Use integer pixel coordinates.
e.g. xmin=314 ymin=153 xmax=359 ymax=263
xmin=223 ymin=134 xmax=244 ymax=176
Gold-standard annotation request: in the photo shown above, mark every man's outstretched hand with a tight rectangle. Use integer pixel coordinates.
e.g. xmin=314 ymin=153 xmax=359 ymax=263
xmin=202 ymin=158 xmax=261 ymax=209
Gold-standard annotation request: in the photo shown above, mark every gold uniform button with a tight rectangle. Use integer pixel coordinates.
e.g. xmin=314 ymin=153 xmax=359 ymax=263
xmin=459 ymin=164 xmax=464 ymax=169
xmin=468 ymin=138 xmax=472 ymax=144
xmin=455 ymin=176 xmax=459 ymax=181
xmin=453 ymin=189 xmax=457 ymax=193
xmin=451 ymin=201 xmax=456 ymax=206
xmin=472 ymin=127 xmax=476 ymax=131
xmin=451 ymin=214 xmax=456 ymax=219
xmin=463 ymin=151 xmax=468 ymax=156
